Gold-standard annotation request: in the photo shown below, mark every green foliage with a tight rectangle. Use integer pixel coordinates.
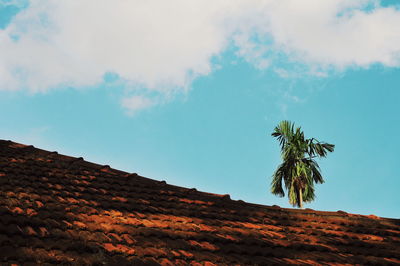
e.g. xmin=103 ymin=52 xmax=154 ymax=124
xmin=271 ymin=121 xmax=334 ymax=208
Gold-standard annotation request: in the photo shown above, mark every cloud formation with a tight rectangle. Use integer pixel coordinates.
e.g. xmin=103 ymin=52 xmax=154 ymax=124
xmin=1 ymin=0 xmax=400 ymax=112
xmin=121 ymin=95 xmax=156 ymax=116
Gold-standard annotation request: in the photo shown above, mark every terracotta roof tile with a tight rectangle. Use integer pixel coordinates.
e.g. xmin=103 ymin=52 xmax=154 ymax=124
xmin=0 ymin=139 xmax=399 ymax=265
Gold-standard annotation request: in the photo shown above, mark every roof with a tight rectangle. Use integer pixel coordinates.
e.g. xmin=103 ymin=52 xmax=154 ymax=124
xmin=0 ymin=140 xmax=399 ymax=265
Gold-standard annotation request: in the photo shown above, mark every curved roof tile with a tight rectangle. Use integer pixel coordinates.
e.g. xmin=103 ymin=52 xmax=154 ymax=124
xmin=0 ymin=140 xmax=399 ymax=265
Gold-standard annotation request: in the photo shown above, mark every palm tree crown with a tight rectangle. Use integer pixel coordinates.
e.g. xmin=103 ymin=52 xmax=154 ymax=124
xmin=271 ymin=121 xmax=334 ymax=208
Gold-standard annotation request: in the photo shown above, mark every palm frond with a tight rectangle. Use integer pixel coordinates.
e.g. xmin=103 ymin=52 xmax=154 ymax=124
xmin=271 ymin=120 xmax=294 ymax=150
xmin=271 ymin=163 xmax=285 ymax=197
xmin=302 ymin=158 xmax=324 ymax=184
xmin=288 ymin=183 xmax=298 ymax=207
xmin=308 ymin=141 xmax=335 ymax=158
xmin=302 ymin=181 xmax=315 ymax=203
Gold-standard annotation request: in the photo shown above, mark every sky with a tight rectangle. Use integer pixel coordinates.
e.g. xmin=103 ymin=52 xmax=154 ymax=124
xmin=0 ymin=0 xmax=399 ymax=218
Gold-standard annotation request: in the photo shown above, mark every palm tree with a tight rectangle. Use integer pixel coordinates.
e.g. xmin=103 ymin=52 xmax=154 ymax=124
xmin=271 ymin=121 xmax=334 ymax=208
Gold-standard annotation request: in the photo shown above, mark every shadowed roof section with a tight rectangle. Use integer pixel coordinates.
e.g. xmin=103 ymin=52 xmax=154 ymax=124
xmin=0 ymin=140 xmax=399 ymax=265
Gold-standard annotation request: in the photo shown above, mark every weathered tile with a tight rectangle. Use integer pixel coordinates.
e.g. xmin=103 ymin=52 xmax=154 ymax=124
xmin=0 ymin=140 xmax=399 ymax=265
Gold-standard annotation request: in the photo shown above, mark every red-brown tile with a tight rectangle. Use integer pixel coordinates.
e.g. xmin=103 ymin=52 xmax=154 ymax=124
xmin=0 ymin=139 xmax=399 ymax=265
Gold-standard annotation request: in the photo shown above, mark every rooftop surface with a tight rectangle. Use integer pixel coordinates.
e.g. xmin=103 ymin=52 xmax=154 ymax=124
xmin=0 ymin=139 xmax=399 ymax=265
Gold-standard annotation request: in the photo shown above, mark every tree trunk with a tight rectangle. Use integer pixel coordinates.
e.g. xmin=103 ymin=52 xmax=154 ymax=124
xmin=299 ymin=188 xmax=303 ymax=209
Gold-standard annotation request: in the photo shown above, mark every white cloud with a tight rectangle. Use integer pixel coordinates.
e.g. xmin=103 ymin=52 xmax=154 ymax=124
xmin=1 ymin=0 xmax=400 ymax=112
xmin=263 ymin=0 xmax=400 ymax=68
xmin=0 ymin=0 xmax=26 ymax=7
xmin=121 ymin=95 xmax=155 ymax=115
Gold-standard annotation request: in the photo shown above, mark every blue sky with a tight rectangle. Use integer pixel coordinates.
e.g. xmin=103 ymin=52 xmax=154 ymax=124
xmin=1 ymin=0 xmax=399 ymax=218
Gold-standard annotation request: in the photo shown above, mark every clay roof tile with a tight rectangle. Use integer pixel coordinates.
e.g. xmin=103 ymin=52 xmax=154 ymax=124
xmin=0 ymin=139 xmax=399 ymax=265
